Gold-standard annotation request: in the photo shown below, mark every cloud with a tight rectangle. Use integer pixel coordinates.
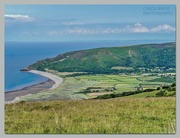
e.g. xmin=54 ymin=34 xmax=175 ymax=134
xmin=42 ymin=23 xmax=175 ymax=36
xmin=47 ymin=29 xmax=95 ymax=36
xmin=5 ymin=14 xmax=30 ymax=19
xmin=47 ymin=28 xmax=123 ymax=36
xmin=21 ymin=31 xmax=41 ymax=36
xmin=61 ymin=22 xmax=84 ymax=25
xmin=116 ymin=23 xmax=175 ymax=33
xmin=124 ymin=23 xmax=150 ymax=33
xmin=47 ymin=30 xmax=63 ymax=36
xmin=5 ymin=14 xmax=35 ymax=23
xmin=151 ymin=24 xmax=175 ymax=32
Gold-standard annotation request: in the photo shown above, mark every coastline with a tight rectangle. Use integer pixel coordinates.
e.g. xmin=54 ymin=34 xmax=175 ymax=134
xmin=5 ymin=70 xmax=63 ymax=103
xmin=28 ymin=70 xmax=63 ymax=90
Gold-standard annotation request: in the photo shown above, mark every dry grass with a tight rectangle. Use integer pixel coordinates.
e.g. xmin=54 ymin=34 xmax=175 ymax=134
xmin=5 ymin=97 xmax=176 ymax=134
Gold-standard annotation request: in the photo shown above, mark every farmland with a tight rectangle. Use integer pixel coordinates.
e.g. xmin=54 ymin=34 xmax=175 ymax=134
xmin=17 ymin=69 xmax=175 ymax=102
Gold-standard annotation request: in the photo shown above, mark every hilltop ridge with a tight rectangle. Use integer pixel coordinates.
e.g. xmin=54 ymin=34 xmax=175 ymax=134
xmin=27 ymin=42 xmax=175 ymax=73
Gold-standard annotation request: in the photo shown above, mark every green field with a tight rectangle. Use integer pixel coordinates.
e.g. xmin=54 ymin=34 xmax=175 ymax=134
xmin=75 ymin=73 xmax=174 ymax=96
xmin=5 ymin=97 xmax=175 ymax=134
xmin=5 ymin=71 xmax=176 ymax=134
xmin=16 ymin=70 xmax=175 ymax=102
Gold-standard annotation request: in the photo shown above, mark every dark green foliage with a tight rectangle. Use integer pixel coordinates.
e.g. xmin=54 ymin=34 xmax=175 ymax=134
xmin=143 ymin=89 xmax=156 ymax=92
xmin=95 ymin=82 xmax=176 ymax=99
xmin=37 ymin=66 xmax=45 ymax=71
xmin=95 ymin=89 xmax=155 ymax=99
xmin=171 ymin=83 xmax=176 ymax=87
xmin=162 ymin=85 xmax=170 ymax=89
xmin=168 ymin=92 xmax=176 ymax=96
xmin=156 ymin=91 xmax=166 ymax=97
xmin=155 ymin=83 xmax=176 ymax=97
xmin=82 ymin=86 xmax=115 ymax=93
xmin=148 ymin=76 xmax=175 ymax=83
xmin=27 ymin=42 xmax=176 ymax=73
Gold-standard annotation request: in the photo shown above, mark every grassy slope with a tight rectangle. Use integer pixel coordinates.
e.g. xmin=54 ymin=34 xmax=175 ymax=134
xmin=5 ymin=97 xmax=175 ymax=134
xmin=27 ymin=42 xmax=175 ymax=72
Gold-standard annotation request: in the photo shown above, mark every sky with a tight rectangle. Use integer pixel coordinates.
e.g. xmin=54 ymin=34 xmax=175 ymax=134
xmin=5 ymin=5 xmax=176 ymax=42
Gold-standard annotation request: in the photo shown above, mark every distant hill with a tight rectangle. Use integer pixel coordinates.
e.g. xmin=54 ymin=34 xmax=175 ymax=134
xmin=27 ymin=42 xmax=176 ymax=73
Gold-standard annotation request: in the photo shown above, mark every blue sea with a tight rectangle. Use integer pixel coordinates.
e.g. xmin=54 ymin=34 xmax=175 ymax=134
xmin=5 ymin=40 xmax=173 ymax=92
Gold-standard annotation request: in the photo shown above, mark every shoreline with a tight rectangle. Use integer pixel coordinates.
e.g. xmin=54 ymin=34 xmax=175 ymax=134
xmin=28 ymin=70 xmax=63 ymax=90
xmin=5 ymin=70 xmax=63 ymax=102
